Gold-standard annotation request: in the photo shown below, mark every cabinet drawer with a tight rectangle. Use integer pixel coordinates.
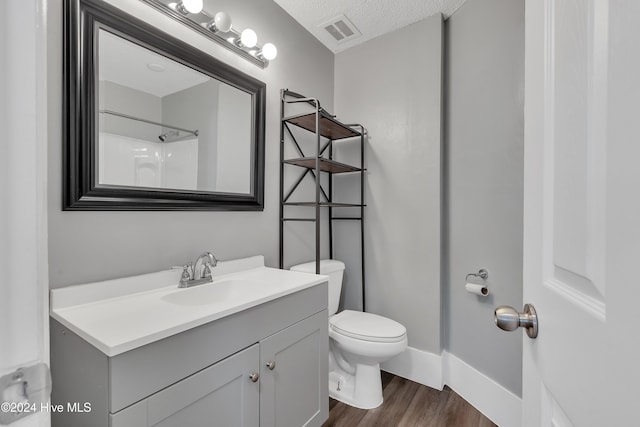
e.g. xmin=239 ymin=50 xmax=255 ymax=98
xmin=111 ymin=344 xmax=259 ymax=427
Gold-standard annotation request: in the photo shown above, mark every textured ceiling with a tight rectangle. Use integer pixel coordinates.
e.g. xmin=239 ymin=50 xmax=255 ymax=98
xmin=273 ymin=0 xmax=468 ymax=53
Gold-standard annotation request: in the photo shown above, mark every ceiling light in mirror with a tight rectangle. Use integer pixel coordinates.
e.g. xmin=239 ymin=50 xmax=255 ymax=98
xmin=147 ymin=63 xmax=165 ymax=72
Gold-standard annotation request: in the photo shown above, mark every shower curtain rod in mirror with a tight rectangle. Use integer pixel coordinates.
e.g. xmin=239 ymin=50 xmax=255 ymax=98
xmin=99 ymin=109 xmax=199 ymax=137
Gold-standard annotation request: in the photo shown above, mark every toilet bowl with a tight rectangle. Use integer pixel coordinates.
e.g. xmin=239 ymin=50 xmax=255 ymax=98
xmin=290 ymin=260 xmax=407 ymax=409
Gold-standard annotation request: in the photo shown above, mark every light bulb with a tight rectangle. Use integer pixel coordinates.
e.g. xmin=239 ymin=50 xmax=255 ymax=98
xmin=240 ymin=29 xmax=257 ymax=48
xmin=182 ymin=0 xmax=203 ymax=14
xmin=214 ymin=11 xmax=232 ymax=32
xmin=261 ymin=43 xmax=277 ymax=60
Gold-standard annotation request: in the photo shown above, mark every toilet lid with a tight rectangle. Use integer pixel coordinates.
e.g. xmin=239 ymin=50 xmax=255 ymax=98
xmin=330 ymin=310 xmax=406 ymax=343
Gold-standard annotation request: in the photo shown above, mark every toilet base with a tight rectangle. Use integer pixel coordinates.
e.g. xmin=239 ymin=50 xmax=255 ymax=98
xmin=328 ymin=364 xmax=384 ymax=409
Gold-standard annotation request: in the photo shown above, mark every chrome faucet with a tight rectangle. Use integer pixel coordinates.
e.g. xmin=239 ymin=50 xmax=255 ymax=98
xmin=177 ymin=252 xmax=218 ymax=288
xmin=194 ymin=252 xmax=218 ymax=280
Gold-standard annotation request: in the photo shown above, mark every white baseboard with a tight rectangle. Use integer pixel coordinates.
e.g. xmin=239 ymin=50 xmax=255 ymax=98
xmin=443 ymin=352 xmax=522 ymax=427
xmin=381 ymin=347 xmax=522 ymax=427
xmin=381 ymin=346 xmax=444 ymax=390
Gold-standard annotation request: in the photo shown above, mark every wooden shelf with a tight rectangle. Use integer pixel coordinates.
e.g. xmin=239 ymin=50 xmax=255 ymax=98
xmin=284 ymin=157 xmax=361 ymax=174
xmin=283 ymin=111 xmax=361 ymax=140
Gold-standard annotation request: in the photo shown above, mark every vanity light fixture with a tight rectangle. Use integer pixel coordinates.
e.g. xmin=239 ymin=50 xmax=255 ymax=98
xmin=239 ymin=28 xmax=258 ymax=48
xmin=259 ymin=43 xmax=278 ymax=61
xmin=172 ymin=0 xmax=203 ymax=15
xmin=141 ymin=0 xmax=278 ymax=68
xmin=205 ymin=11 xmax=232 ymax=33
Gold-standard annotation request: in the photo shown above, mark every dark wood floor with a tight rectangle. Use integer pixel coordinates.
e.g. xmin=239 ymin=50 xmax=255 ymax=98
xmin=322 ymin=372 xmax=496 ymax=427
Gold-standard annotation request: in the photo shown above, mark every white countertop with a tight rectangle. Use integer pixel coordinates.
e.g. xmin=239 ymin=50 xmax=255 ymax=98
xmin=50 ymin=256 xmax=327 ymax=357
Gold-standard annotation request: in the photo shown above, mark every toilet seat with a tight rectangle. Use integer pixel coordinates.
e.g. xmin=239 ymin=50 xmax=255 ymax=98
xmin=330 ymin=310 xmax=406 ymax=343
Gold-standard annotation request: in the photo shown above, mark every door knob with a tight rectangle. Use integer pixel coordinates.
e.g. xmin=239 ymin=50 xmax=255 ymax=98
xmin=266 ymin=360 xmax=276 ymax=370
xmin=494 ymin=304 xmax=538 ymax=338
xmin=249 ymin=372 xmax=260 ymax=382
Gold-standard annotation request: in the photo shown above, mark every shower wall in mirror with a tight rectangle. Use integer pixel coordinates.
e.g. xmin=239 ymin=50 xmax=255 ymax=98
xmin=64 ymin=0 xmax=265 ymax=210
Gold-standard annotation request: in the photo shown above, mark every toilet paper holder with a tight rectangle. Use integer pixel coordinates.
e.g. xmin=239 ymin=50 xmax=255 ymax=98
xmin=465 ymin=269 xmax=489 ymax=296
xmin=466 ymin=269 xmax=489 ymax=281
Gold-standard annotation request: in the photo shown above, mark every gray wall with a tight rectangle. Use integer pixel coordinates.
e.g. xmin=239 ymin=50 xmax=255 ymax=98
xmin=48 ymin=0 xmax=334 ymax=287
xmin=333 ymin=15 xmax=443 ymax=353
xmin=216 ymin=83 xmax=252 ymax=194
xmin=162 ymin=80 xmax=220 ymax=191
xmin=443 ymin=0 xmax=524 ymax=395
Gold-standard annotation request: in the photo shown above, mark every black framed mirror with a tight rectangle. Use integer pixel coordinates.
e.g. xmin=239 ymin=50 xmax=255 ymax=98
xmin=64 ymin=0 xmax=265 ymax=210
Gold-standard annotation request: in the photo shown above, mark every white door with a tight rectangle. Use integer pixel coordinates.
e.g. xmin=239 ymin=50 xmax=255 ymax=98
xmin=0 ymin=1 xmax=50 ymax=426
xmin=522 ymin=0 xmax=640 ymax=425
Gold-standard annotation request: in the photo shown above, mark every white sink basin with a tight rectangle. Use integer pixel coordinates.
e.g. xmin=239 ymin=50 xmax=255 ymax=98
xmin=161 ymin=278 xmax=261 ymax=306
xmin=49 ymin=255 xmax=328 ymax=356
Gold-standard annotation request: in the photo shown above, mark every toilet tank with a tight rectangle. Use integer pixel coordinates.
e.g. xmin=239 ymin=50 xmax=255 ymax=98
xmin=290 ymin=259 xmax=345 ymax=315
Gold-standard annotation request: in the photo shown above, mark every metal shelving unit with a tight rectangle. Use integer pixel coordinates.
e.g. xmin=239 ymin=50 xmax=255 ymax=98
xmin=279 ymin=89 xmax=366 ymax=310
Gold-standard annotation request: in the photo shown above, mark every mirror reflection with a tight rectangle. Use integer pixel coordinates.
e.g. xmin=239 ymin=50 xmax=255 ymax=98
xmin=97 ymin=29 xmax=252 ymax=194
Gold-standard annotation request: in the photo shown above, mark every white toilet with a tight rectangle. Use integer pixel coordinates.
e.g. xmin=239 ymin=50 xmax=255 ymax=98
xmin=290 ymin=259 xmax=407 ymax=409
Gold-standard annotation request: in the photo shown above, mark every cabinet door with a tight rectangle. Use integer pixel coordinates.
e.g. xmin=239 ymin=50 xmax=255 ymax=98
xmin=110 ymin=344 xmax=259 ymax=427
xmin=260 ymin=310 xmax=328 ymax=427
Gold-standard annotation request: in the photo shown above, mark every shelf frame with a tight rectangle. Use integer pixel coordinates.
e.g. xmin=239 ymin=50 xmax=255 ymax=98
xmin=279 ymin=89 xmax=367 ymax=312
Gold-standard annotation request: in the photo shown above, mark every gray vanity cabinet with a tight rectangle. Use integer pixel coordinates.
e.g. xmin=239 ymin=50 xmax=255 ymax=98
xmin=110 ymin=310 xmax=328 ymax=427
xmin=50 ymin=282 xmax=329 ymax=427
